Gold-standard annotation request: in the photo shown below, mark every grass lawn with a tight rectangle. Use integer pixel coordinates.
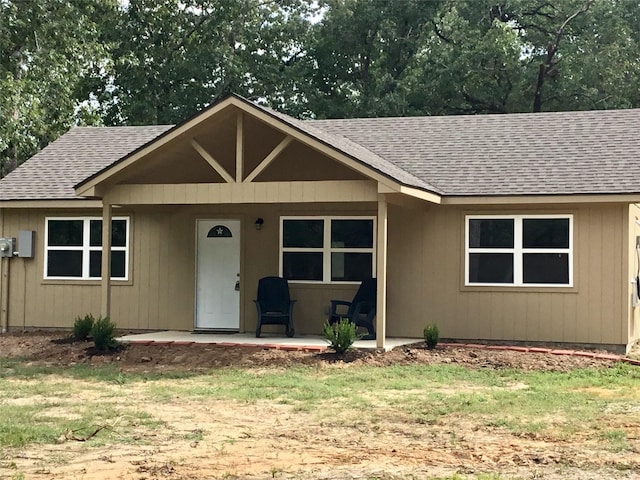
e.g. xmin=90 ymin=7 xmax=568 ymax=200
xmin=0 ymin=359 xmax=639 ymax=479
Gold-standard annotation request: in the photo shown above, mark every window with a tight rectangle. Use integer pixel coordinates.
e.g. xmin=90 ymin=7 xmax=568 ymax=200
xmin=280 ymin=216 xmax=375 ymax=283
xmin=465 ymin=215 xmax=572 ymax=287
xmin=45 ymin=217 xmax=129 ymax=280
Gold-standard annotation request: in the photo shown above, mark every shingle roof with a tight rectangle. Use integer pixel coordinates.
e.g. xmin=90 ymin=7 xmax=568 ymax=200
xmin=2 ymin=99 xmax=640 ymax=202
xmin=0 ymin=125 xmax=172 ymax=201
xmin=253 ymin=103 xmax=442 ymax=193
xmin=311 ymin=109 xmax=640 ymax=196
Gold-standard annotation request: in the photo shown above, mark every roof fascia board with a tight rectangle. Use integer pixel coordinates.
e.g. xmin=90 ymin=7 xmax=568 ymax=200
xmin=442 ymin=194 xmax=640 ymax=205
xmin=398 ymin=186 xmax=442 ymax=205
xmin=0 ymin=200 xmax=104 ymax=209
xmin=75 ymin=96 xmax=241 ymax=196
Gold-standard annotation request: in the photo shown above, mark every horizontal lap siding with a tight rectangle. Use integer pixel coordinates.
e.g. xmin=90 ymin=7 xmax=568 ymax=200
xmin=388 ymin=203 xmax=628 ymax=346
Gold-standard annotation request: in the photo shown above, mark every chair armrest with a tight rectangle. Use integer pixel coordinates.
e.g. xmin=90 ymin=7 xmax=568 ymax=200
xmin=330 ymin=300 xmax=352 ymax=308
xmin=329 ymin=300 xmax=352 ymax=316
xmin=352 ymin=301 xmax=375 ymax=319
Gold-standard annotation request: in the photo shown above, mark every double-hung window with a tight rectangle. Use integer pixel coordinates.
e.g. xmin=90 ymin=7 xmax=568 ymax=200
xmin=465 ymin=215 xmax=572 ymax=287
xmin=280 ymin=216 xmax=375 ymax=283
xmin=45 ymin=217 xmax=130 ymax=280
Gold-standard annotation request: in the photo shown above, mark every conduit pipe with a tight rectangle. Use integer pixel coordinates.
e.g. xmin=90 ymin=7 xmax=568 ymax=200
xmin=0 ymin=208 xmax=8 ymax=333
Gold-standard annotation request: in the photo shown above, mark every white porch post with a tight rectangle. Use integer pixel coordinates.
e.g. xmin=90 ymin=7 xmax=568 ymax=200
xmin=101 ymin=200 xmax=112 ymax=318
xmin=376 ymin=194 xmax=388 ymax=349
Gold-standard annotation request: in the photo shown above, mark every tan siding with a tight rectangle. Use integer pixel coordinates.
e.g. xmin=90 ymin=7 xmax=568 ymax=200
xmin=388 ymin=203 xmax=629 ymax=348
xmin=3 ymin=203 xmax=377 ymax=335
xmin=627 ymin=205 xmax=640 ymax=348
xmin=3 ymin=200 xmax=632 ymax=348
xmin=108 ymin=181 xmax=378 ymax=205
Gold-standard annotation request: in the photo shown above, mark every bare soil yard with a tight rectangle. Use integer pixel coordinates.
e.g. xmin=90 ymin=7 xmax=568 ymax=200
xmin=1 ymin=332 xmax=639 ymax=480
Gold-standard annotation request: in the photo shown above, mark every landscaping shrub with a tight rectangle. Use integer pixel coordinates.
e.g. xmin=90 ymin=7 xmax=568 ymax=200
xmin=323 ymin=318 xmax=358 ymax=354
xmin=91 ymin=316 xmax=118 ymax=351
xmin=73 ymin=314 xmax=95 ymax=340
xmin=423 ymin=324 xmax=439 ymax=349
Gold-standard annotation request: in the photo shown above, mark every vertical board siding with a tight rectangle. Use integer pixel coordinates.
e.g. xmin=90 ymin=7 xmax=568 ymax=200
xmin=3 ymin=201 xmax=631 ymax=347
xmin=3 ymin=202 xmax=377 ymax=335
xmin=628 ymin=205 xmax=640 ymax=347
xmin=387 ymin=203 xmax=628 ymax=347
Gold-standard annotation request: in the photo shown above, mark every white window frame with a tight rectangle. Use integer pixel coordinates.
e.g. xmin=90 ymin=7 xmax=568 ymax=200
xmin=44 ymin=217 xmax=130 ymax=281
xmin=465 ymin=214 xmax=573 ymax=287
xmin=279 ymin=216 xmax=377 ymax=284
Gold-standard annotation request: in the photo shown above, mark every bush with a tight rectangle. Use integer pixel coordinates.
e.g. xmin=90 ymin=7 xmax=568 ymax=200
xmin=323 ymin=318 xmax=358 ymax=354
xmin=73 ymin=314 xmax=95 ymax=340
xmin=423 ymin=324 xmax=439 ymax=349
xmin=91 ymin=316 xmax=118 ymax=351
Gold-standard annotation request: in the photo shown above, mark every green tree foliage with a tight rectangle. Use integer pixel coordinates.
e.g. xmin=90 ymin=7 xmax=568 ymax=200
xmin=0 ymin=0 xmax=115 ymax=176
xmin=2 ymin=0 xmax=640 ymax=174
xmin=304 ymin=0 xmax=640 ymax=117
xmin=84 ymin=0 xmax=317 ymax=125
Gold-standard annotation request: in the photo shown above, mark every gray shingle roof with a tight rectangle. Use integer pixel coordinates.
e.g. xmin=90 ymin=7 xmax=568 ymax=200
xmin=311 ymin=109 xmax=640 ymax=196
xmin=253 ymin=103 xmax=442 ymax=193
xmin=0 ymin=125 xmax=172 ymax=200
xmin=2 ymin=100 xmax=640 ymax=202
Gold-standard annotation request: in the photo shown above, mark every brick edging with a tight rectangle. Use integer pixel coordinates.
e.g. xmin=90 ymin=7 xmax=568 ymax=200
xmin=123 ymin=339 xmax=640 ymax=365
xmin=438 ymin=342 xmax=640 ymax=366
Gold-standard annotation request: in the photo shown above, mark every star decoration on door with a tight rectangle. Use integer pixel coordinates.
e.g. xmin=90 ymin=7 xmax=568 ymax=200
xmin=207 ymin=225 xmax=232 ymax=238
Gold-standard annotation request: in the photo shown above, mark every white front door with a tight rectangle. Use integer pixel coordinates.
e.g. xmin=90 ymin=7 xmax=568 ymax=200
xmin=195 ymin=219 xmax=241 ymax=330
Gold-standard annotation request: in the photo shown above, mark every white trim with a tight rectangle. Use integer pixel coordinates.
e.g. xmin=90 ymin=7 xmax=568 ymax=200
xmin=465 ymin=214 xmax=573 ymax=287
xmin=279 ymin=215 xmax=377 ymax=284
xmin=44 ymin=216 xmax=130 ymax=281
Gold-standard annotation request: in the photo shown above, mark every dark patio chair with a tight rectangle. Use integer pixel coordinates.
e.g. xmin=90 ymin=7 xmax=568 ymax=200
xmin=328 ymin=277 xmax=377 ymax=340
xmin=254 ymin=276 xmax=296 ymax=338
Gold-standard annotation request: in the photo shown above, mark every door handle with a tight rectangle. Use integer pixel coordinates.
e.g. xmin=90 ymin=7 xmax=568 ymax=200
xmin=234 ymin=280 xmax=240 ymax=291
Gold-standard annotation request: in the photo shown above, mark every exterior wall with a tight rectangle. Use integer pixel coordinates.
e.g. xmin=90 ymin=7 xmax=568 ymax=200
xmin=3 ymin=199 xmax=634 ymax=349
xmin=1 ymin=202 xmax=373 ymax=334
xmin=387 ymin=202 xmax=630 ymax=349
xmin=628 ymin=204 xmax=640 ymax=349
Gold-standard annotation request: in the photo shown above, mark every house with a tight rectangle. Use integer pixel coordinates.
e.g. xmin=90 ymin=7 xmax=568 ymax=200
xmin=1 ymin=94 xmax=639 ymax=353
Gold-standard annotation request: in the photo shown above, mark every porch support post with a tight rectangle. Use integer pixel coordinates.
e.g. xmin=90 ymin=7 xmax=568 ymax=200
xmin=376 ymin=193 xmax=388 ymax=349
xmin=100 ymin=200 xmax=112 ymax=318
xmin=236 ymin=112 xmax=244 ymax=182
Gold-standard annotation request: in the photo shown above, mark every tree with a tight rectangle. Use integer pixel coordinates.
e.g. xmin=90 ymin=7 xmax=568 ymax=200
xmin=0 ymin=0 xmax=115 ymax=177
xmin=83 ymin=0 xmax=317 ymax=125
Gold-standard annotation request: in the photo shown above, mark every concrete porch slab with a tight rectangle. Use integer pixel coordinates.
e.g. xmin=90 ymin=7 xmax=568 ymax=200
xmin=118 ymin=330 xmax=421 ymax=352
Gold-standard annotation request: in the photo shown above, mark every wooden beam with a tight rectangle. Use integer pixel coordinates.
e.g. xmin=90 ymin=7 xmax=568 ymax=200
xmin=244 ymin=136 xmax=293 ymax=183
xmin=236 ymin=112 xmax=244 ymax=182
xmin=376 ymin=194 xmax=388 ymax=350
xmin=107 ymin=181 xmax=378 ymax=205
xmin=190 ymin=139 xmax=235 ymax=184
xmin=101 ymin=201 xmax=112 ymax=318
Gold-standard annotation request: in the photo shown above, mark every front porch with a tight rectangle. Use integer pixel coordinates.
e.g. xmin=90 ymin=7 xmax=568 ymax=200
xmin=118 ymin=331 xmax=421 ymax=352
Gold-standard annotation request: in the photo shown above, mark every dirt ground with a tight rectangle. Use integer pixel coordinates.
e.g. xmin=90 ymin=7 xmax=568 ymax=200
xmin=1 ymin=332 xmax=640 ymax=480
xmin=1 ymin=331 xmax=636 ymax=373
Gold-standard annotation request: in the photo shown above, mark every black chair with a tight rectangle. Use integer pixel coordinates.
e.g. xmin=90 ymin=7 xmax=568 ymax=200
xmin=254 ymin=276 xmax=296 ymax=338
xmin=328 ymin=278 xmax=377 ymax=340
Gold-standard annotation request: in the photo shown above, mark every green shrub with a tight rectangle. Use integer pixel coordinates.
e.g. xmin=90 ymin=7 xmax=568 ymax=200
xmin=323 ymin=318 xmax=358 ymax=354
xmin=91 ymin=316 xmax=118 ymax=351
xmin=423 ymin=324 xmax=439 ymax=349
xmin=73 ymin=314 xmax=95 ymax=340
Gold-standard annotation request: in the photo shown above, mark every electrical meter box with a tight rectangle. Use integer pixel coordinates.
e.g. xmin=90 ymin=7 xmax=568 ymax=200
xmin=0 ymin=237 xmax=15 ymax=257
xmin=18 ymin=230 xmax=35 ymax=258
